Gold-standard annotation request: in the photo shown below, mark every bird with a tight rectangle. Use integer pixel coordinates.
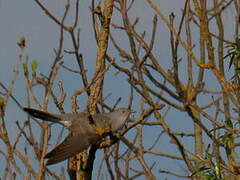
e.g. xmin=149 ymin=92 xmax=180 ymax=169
xmin=23 ymin=107 xmax=132 ymax=165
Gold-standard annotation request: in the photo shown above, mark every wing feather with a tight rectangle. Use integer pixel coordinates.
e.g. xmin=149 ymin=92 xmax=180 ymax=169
xmin=45 ymin=132 xmax=101 ymax=165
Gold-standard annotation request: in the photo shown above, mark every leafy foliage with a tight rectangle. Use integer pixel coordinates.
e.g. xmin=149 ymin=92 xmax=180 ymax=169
xmin=225 ymin=37 xmax=240 ymax=78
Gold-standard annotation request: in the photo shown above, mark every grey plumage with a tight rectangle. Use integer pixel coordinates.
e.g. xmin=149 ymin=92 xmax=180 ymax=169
xmin=23 ymin=107 xmax=131 ymax=165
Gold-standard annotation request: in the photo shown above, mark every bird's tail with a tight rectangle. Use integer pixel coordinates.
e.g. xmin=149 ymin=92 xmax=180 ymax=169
xmin=23 ymin=107 xmax=61 ymax=123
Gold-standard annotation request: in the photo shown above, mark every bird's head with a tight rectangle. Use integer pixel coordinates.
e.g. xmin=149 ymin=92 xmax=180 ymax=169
xmin=110 ymin=108 xmax=134 ymax=132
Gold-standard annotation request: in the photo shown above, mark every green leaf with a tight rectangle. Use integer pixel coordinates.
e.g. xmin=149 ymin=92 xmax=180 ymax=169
xmin=0 ymin=96 xmax=6 ymax=117
xmin=225 ymin=118 xmax=233 ymax=128
xmin=31 ymin=60 xmax=38 ymax=76
xmin=23 ymin=62 xmax=29 ymax=77
xmin=191 ymin=167 xmax=211 ymax=177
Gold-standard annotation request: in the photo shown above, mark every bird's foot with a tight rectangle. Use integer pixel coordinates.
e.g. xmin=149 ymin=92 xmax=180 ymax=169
xmin=95 ymin=126 xmax=106 ymax=136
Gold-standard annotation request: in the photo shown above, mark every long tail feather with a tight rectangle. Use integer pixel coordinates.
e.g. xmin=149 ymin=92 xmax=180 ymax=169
xmin=23 ymin=107 xmax=61 ymax=123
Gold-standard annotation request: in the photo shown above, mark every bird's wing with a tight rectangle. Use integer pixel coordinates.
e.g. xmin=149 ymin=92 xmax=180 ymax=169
xmin=45 ymin=132 xmax=102 ymax=165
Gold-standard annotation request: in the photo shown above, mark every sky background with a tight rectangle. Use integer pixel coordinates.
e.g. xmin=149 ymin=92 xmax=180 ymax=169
xmin=0 ymin=0 xmax=238 ymax=179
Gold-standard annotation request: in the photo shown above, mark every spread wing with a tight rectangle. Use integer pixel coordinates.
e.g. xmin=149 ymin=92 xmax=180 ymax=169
xmin=45 ymin=132 xmax=102 ymax=165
